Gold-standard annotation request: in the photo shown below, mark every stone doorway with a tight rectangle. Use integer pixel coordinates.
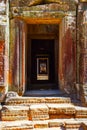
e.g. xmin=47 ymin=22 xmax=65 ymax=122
xmin=9 ymin=0 xmax=76 ymax=96
xmin=9 ymin=19 xmax=61 ymax=94
xmin=26 ymin=24 xmax=59 ymax=90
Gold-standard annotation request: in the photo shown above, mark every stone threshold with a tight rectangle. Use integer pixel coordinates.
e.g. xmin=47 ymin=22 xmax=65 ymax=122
xmin=24 ymin=89 xmax=67 ymax=97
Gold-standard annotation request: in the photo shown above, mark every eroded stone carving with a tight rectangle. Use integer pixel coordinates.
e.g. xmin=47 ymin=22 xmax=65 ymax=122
xmin=6 ymin=91 xmax=19 ymax=100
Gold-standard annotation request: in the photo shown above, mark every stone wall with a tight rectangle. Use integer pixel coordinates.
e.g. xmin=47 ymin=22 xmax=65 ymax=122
xmin=77 ymin=3 xmax=87 ymax=105
xmin=0 ymin=0 xmax=9 ymax=101
xmin=59 ymin=13 xmax=76 ymax=96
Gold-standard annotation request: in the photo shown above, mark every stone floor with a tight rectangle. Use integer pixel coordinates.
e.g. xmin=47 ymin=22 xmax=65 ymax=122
xmin=0 ymin=91 xmax=87 ymax=130
xmin=24 ymin=89 xmax=67 ymax=97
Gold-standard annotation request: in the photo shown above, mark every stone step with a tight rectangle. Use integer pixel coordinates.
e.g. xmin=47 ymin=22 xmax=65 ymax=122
xmin=0 ymin=119 xmax=86 ymax=130
xmin=29 ymin=104 xmax=49 ymax=121
xmin=1 ymin=105 xmax=29 ymax=121
xmin=0 ymin=120 xmax=33 ymax=130
xmin=0 ymin=103 xmax=86 ymax=122
xmin=5 ymin=97 xmax=71 ymax=105
xmin=47 ymin=103 xmax=75 ymax=119
xmin=75 ymin=106 xmax=87 ymax=118
xmin=32 ymin=119 xmax=82 ymax=129
xmin=1 ymin=103 xmax=87 ymax=121
xmin=65 ymin=119 xmax=81 ymax=130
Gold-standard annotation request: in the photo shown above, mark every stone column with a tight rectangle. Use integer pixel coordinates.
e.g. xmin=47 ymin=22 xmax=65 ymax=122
xmin=78 ymin=4 xmax=87 ymax=105
xmin=60 ymin=13 xmax=76 ymax=96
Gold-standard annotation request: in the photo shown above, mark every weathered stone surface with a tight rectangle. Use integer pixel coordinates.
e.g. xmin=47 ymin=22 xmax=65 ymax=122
xmin=65 ymin=119 xmax=81 ymax=129
xmin=0 ymin=0 xmax=8 ymax=105
xmin=75 ymin=106 xmax=87 ymax=118
xmin=5 ymin=91 xmax=19 ymax=101
xmin=10 ymin=0 xmax=76 ymax=9
xmin=0 ymin=120 xmax=34 ymax=130
xmin=0 ymin=41 xmax=4 ymax=84
xmin=29 ymin=104 xmax=49 ymax=120
xmin=0 ymin=15 xmax=7 ymax=25
xmin=80 ymin=84 xmax=87 ymax=106
xmin=27 ymin=24 xmax=59 ymax=34
xmin=60 ymin=14 xmax=76 ymax=96
xmin=33 ymin=120 xmax=48 ymax=128
xmin=47 ymin=103 xmax=75 ymax=115
xmin=77 ymin=5 xmax=87 ymax=106
xmin=0 ymin=119 xmax=85 ymax=129
xmin=48 ymin=103 xmax=76 ymax=119
xmin=24 ymin=0 xmax=42 ymax=7
xmin=1 ymin=105 xmax=29 ymax=121
xmin=0 ymin=28 xmax=5 ymax=86
xmin=10 ymin=2 xmax=76 ymax=18
xmin=6 ymin=97 xmax=45 ymax=105
xmin=0 ymin=1 xmax=6 ymax=15
xmin=45 ymin=97 xmax=71 ymax=104
xmin=0 ymin=26 xmax=5 ymax=40
xmin=5 ymin=97 xmax=71 ymax=105
xmin=48 ymin=119 xmax=64 ymax=127
xmin=18 ymin=10 xmax=65 ymax=18
xmin=19 ymin=3 xmax=69 ymax=11
xmin=0 ymin=86 xmax=5 ymax=103
xmin=49 ymin=114 xmax=73 ymax=119
xmin=6 ymin=91 xmax=19 ymax=97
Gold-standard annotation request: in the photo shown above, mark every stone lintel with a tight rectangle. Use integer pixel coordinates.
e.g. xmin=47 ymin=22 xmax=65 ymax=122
xmin=10 ymin=3 xmax=76 ymax=19
xmin=15 ymin=17 xmax=62 ymax=24
xmin=22 ymin=11 xmax=65 ymax=18
xmin=10 ymin=10 xmax=65 ymax=21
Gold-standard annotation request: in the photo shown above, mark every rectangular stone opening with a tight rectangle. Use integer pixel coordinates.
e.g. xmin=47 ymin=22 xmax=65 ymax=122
xmin=26 ymin=24 xmax=59 ymax=90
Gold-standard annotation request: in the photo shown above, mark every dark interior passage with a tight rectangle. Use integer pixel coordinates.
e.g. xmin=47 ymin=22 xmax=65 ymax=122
xmin=27 ymin=39 xmax=57 ymax=90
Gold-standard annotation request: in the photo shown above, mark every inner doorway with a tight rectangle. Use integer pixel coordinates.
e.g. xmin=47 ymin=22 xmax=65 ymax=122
xmin=27 ymin=38 xmax=58 ymax=90
xmin=31 ymin=39 xmax=55 ymax=83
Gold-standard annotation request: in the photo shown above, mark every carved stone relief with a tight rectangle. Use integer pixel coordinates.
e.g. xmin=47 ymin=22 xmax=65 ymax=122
xmin=10 ymin=0 xmax=76 ymax=16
